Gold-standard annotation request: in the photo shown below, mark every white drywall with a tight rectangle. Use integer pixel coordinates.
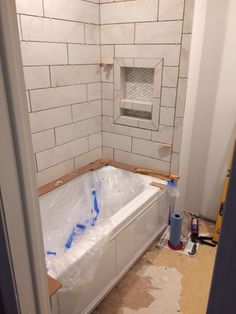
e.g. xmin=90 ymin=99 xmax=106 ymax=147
xmin=177 ymin=0 xmax=236 ymax=220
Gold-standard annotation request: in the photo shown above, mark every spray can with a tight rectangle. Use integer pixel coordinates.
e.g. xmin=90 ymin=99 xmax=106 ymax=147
xmin=191 ymin=217 xmax=199 ymax=242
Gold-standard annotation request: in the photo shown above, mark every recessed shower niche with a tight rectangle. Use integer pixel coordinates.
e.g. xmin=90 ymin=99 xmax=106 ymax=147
xmin=114 ymin=58 xmax=163 ymax=130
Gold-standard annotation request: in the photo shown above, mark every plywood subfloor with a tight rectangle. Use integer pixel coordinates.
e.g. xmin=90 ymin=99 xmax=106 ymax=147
xmin=93 ymin=216 xmax=216 ymax=314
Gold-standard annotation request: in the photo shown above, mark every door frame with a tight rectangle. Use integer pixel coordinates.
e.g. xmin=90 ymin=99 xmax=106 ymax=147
xmin=207 ymin=143 xmax=236 ymax=313
xmin=0 ymin=0 xmax=51 ymax=313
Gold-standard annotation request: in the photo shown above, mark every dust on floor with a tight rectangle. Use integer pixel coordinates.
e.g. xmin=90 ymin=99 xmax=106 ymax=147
xmin=93 ymin=217 xmax=216 ymax=314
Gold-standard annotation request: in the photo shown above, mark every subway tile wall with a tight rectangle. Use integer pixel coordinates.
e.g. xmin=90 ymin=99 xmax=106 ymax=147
xmin=100 ymin=0 xmax=194 ymax=174
xmin=16 ymin=0 xmax=194 ymax=186
xmin=16 ymin=0 xmax=102 ymax=187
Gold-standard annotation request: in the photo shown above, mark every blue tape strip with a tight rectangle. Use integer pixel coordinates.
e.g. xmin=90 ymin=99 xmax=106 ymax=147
xmin=92 ymin=189 xmax=99 ymax=217
xmin=46 ymin=251 xmax=57 ymax=256
xmin=65 ymin=189 xmax=101 ymax=249
xmin=65 ymin=224 xmax=86 ymax=249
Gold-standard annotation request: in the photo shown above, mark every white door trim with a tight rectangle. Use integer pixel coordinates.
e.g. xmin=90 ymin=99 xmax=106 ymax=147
xmin=0 ymin=0 xmax=51 ymax=313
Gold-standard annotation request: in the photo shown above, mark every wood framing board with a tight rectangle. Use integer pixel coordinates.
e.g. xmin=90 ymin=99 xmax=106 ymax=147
xmin=38 ymin=159 xmax=179 ymax=197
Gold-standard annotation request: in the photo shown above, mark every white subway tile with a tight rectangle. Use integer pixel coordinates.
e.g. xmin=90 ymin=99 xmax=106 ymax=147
xmin=21 ymin=42 xmax=67 ymax=66
xmin=114 ymin=150 xmax=170 ymax=172
xmin=170 ymin=152 xmax=180 ymax=175
xmin=102 ymin=146 xmax=114 ymax=159
xmin=103 ymin=116 xmax=152 ymax=140
xmin=132 ymin=138 xmax=171 ymax=162
xmin=17 ymin=15 xmax=22 ymax=41
xmin=115 ymin=45 xmax=181 ymax=66
xmin=26 ymin=91 xmax=31 ymax=112
xmin=89 ymin=132 xmax=102 ymax=150
xmin=160 ymin=107 xmax=175 ymax=126
xmin=100 ymin=0 xmax=158 ymax=24
xmin=159 ymin=0 xmax=185 ymax=21
xmin=50 ymin=65 xmax=100 ymax=87
xmin=101 ymin=24 xmax=135 ymax=44
xmin=152 ymin=125 xmax=173 ymax=144
xmin=36 ymin=137 xmax=88 ymax=171
xmin=74 ymin=147 xmax=102 ymax=169
xmin=173 ymin=118 xmax=183 ymax=153
xmin=31 ymin=129 xmax=55 ymax=153
xmin=179 ymin=34 xmax=191 ymax=77
xmin=85 ymin=24 xmax=100 ymax=45
xmin=103 ymin=132 xmax=131 ymax=151
xmin=88 ymin=83 xmax=102 ymax=101
xmin=176 ymin=78 xmax=187 ymax=117
xmin=102 ymin=83 xmax=113 ymax=100
xmin=101 ymin=45 xmax=114 ymax=64
xmin=44 ymin=0 xmax=99 ymax=24
xmin=102 ymin=100 xmax=113 ymax=116
xmin=30 ymin=85 xmax=87 ymax=111
xmin=23 ymin=66 xmax=50 ymax=90
xmin=72 ymin=100 xmax=101 ymax=122
xmin=30 ymin=107 xmax=72 ymax=133
xmin=68 ymin=44 xmax=100 ymax=64
xmin=136 ymin=21 xmax=182 ymax=44
xmin=100 ymin=0 xmax=113 ymax=3
xmin=161 ymin=88 xmax=177 ymax=107
xmin=183 ymin=0 xmax=195 ymax=34
xmin=55 ymin=116 xmax=101 ymax=144
xmin=163 ymin=67 xmax=179 ymax=87
xmin=87 ymin=0 xmax=99 ymax=3
xmin=21 ymin=15 xmax=84 ymax=43
xmin=36 ymin=159 xmax=74 ymax=187
xmin=101 ymin=66 xmax=113 ymax=83
xmin=16 ymin=0 xmax=43 ymax=15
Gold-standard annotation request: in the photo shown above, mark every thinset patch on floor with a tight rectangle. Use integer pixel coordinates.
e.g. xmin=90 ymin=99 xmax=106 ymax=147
xmin=94 ymin=264 xmax=182 ymax=314
xmin=122 ymin=265 xmax=182 ymax=314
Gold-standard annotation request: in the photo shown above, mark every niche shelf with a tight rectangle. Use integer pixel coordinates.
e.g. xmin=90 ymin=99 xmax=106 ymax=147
xmin=114 ymin=58 xmax=163 ymax=130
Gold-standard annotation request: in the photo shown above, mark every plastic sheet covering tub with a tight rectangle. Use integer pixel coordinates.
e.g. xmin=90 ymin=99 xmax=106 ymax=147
xmin=39 ymin=166 xmax=146 ymax=290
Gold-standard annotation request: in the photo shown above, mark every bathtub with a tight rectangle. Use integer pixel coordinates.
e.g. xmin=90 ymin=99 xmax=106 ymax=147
xmin=39 ymin=165 xmax=171 ymax=314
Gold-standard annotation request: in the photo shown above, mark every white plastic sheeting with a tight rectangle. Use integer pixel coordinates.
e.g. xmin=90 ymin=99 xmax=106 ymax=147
xmin=39 ymin=166 xmax=148 ymax=290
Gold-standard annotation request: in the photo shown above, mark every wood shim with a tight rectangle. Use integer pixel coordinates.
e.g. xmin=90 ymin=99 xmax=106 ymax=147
xmin=48 ymin=275 xmax=62 ymax=297
xmin=150 ymin=182 xmax=166 ymax=189
xmin=38 ymin=159 xmax=179 ymax=197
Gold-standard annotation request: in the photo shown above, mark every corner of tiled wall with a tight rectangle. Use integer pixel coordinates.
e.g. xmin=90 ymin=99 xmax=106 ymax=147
xmin=100 ymin=0 xmax=194 ymax=175
xmin=16 ymin=0 xmax=194 ymax=186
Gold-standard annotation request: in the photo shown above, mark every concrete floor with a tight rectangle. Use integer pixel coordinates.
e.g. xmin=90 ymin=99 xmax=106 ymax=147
xmin=93 ymin=215 xmax=216 ymax=314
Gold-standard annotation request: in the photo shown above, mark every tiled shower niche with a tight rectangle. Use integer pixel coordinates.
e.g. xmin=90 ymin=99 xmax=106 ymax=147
xmin=114 ymin=58 xmax=163 ymax=130
xmin=121 ymin=67 xmax=154 ymax=120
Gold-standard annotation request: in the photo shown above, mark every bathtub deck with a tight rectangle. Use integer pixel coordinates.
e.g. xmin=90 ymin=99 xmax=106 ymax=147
xmin=93 ymin=217 xmax=216 ymax=314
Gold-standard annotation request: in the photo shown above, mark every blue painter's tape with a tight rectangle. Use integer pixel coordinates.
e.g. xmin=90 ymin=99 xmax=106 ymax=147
xmin=46 ymin=251 xmax=57 ymax=256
